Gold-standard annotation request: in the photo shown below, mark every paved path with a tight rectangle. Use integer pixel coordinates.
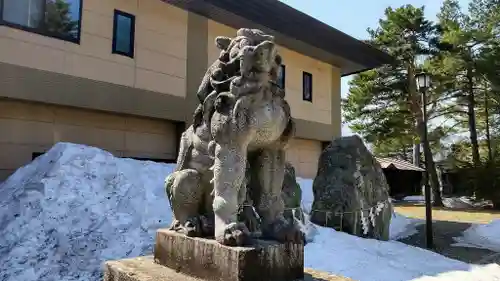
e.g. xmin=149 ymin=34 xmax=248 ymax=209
xmin=305 ymin=269 xmax=355 ymax=281
xmin=399 ymin=221 xmax=500 ymax=265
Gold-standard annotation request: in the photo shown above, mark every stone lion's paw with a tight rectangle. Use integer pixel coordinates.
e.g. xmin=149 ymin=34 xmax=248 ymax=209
xmin=217 ymin=222 xmax=251 ymax=246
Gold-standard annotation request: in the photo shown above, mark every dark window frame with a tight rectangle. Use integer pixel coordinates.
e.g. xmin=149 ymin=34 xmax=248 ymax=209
xmin=32 ymin=152 xmax=45 ymax=160
xmin=112 ymin=9 xmax=135 ymax=58
xmin=277 ymin=64 xmax=286 ymax=89
xmin=303 ymin=71 xmax=313 ymax=102
xmin=0 ymin=0 xmax=83 ymax=44
xmin=125 ymin=157 xmax=176 ymax=164
xmin=32 ymin=151 xmax=176 ymax=164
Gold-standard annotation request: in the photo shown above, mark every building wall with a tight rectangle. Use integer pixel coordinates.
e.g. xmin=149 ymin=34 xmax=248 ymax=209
xmin=330 ymin=66 xmax=342 ymax=139
xmin=0 ymin=0 xmax=188 ymax=97
xmin=0 ymin=2 xmax=342 ymax=180
xmin=0 ymin=99 xmax=177 ymax=181
xmin=285 ymin=139 xmax=323 ymax=179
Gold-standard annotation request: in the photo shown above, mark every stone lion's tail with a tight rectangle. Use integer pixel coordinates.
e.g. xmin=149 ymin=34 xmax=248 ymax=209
xmin=165 ymin=173 xmax=176 ymax=204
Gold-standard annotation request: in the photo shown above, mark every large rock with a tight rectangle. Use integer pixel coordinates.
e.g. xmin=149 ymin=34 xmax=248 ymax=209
xmin=282 ymin=162 xmax=304 ymax=224
xmin=282 ymin=162 xmax=302 ymax=208
xmin=310 ymin=135 xmax=393 ymax=241
xmin=281 ymin=162 xmax=312 ymax=238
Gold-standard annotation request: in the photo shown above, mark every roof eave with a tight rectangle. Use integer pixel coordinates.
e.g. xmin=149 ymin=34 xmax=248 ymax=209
xmin=164 ymin=0 xmax=394 ymax=74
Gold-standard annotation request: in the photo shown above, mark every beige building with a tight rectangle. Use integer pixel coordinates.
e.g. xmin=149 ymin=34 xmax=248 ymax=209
xmin=0 ymin=0 xmax=391 ymax=181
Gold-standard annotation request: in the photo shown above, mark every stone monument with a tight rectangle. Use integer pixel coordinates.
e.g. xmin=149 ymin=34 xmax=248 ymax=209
xmin=165 ymin=27 xmax=303 ymax=246
xmin=310 ymin=135 xmax=393 ymax=241
xmin=104 ymin=28 xmax=308 ymax=281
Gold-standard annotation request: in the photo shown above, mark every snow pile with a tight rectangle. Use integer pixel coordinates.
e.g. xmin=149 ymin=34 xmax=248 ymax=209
xmin=0 ymin=143 xmax=174 ymax=281
xmin=443 ymin=197 xmax=475 ymax=209
xmin=442 ymin=197 xmax=493 ymax=209
xmin=389 ymin=213 xmax=424 ymax=240
xmin=1 ymin=143 xmax=499 ymax=281
xmin=297 ymin=177 xmax=314 ymax=212
xmin=402 ymin=195 xmax=493 ymax=209
xmin=411 ymin=264 xmax=500 ymax=281
xmin=295 ymin=212 xmax=319 ymax=243
xmin=453 ymin=220 xmax=500 ymax=252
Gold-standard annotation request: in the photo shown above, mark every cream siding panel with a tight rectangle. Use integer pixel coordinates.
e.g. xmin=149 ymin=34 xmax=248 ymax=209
xmin=0 ymin=100 xmax=178 ymax=181
xmin=135 ymin=68 xmax=185 ymax=96
xmin=0 ymin=36 xmax=65 ymax=73
xmin=286 ymin=138 xmax=322 ymax=179
xmin=0 ymin=0 xmax=188 ymax=98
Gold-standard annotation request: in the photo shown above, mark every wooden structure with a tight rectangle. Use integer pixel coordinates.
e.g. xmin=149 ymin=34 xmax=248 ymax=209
xmin=376 ymin=157 xmax=425 ymax=199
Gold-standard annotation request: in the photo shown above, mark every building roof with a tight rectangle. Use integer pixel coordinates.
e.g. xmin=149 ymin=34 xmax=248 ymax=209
xmin=376 ymin=157 xmax=425 ymax=172
xmin=165 ymin=0 xmax=394 ymax=76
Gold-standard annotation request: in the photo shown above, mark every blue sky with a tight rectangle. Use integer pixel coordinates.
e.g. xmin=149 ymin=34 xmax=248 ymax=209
xmin=280 ymin=0 xmax=471 ymax=136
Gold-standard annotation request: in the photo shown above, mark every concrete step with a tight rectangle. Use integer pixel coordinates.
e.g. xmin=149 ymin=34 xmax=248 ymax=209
xmin=103 ymin=256 xmax=355 ymax=281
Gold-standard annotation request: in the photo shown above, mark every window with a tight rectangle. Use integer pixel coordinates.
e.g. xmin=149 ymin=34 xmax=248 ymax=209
xmin=0 ymin=0 xmax=82 ymax=43
xmin=303 ymin=71 xmax=313 ymax=102
xmin=112 ymin=10 xmax=135 ymax=58
xmin=277 ymin=64 xmax=286 ymax=89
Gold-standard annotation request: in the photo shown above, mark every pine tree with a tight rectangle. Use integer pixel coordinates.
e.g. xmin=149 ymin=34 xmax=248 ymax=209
xmin=433 ymin=0 xmax=483 ymax=168
xmin=473 ymin=0 xmax=500 ymax=159
xmin=44 ymin=0 xmax=79 ymax=38
xmin=344 ymin=5 xmax=445 ymax=206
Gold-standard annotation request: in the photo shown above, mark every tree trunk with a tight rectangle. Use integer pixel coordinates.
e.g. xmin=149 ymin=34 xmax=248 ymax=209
xmin=465 ymin=64 xmax=481 ymax=197
xmin=402 ymin=143 xmax=409 ymax=161
xmin=484 ymin=89 xmax=493 ymax=162
xmin=413 ymin=129 xmax=421 ymax=168
xmin=407 ymin=64 xmax=443 ymax=206
xmin=413 ymin=143 xmax=421 ymax=166
xmin=417 ymin=118 xmax=444 ymax=207
xmin=466 ymin=66 xmax=480 ymax=167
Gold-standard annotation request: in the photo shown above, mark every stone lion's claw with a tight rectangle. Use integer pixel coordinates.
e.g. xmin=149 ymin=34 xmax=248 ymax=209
xmin=217 ymin=222 xmax=251 ymax=246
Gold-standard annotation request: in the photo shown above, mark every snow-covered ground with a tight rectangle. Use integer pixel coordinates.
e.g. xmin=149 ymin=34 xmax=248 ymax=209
xmin=306 ymin=226 xmax=500 ymax=281
xmin=411 ymin=264 xmax=500 ymax=281
xmin=389 ymin=213 xmax=424 ymax=240
xmin=453 ymin=220 xmax=500 ymax=253
xmin=443 ymin=197 xmax=473 ymax=209
xmin=0 ymin=143 xmax=499 ymax=281
xmin=401 ymin=195 xmax=493 ymax=209
xmin=403 ymin=195 xmax=426 ymax=202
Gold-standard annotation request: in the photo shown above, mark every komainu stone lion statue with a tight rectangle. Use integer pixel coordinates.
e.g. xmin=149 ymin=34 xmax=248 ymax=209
xmin=165 ymin=28 xmax=302 ymax=246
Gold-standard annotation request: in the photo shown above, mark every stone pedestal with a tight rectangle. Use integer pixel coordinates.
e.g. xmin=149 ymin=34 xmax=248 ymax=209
xmin=103 ymin=256 xmax=354 ymax=281
xmin=104 ymin=256 xmax=201 ymax=281
xmin=153 ymin=229 xmax=304 ymax=281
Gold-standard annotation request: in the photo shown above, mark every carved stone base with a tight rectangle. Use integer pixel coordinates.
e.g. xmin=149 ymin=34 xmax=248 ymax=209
xmin=104 ymin=256 xmax=200 ymax=281
xmin=153 ymin=229 xmax=304 ymax=281
xmin=103 ymin=256 xmax=354 ymax=281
